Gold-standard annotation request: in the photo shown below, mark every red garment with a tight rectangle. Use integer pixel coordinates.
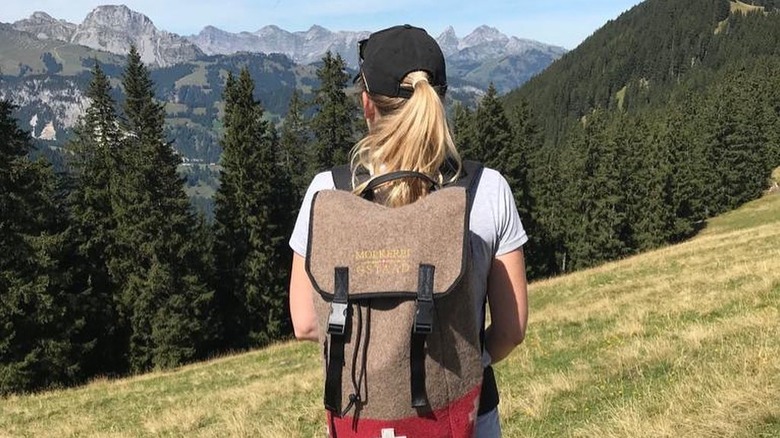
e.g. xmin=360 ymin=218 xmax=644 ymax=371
xmin=327 ymin=385 xmax=481 ymax=438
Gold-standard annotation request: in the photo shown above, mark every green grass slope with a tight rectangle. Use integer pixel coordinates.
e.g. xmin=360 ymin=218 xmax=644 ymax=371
xmin=2 ymin=192 xmax=779 ymax=437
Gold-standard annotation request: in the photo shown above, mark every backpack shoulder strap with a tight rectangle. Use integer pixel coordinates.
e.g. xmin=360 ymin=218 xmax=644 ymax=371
xmin=453 ymin=160 xmax=484 ymax=188
xmin=450 ymin=160 xmax=498 ymax=415
xmin=331 ymin=164 xmax=353 ymax=191
xmin=449 ymin=160 xmax=484 ymax=212
xmin=332 ymin=160 xmax=485 ymax=201
xmin=332 ymin=164 xmax=373 ymax=191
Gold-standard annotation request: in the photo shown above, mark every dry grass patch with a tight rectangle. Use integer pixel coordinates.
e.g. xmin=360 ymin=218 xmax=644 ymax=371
xmin=576 ymin=337 xmax=779 ymax=438
xmin=175 ymin=64 xmax=208 ymax=88
xmin=0 ymin=343 xmax=324 ymax=437
xmin=497 ymin=192 xmax=780 ymax=436
xmin=730 ymin=0 xmax=765 ymax=14
xmin=501 ymin=367 xmax=587 ymax=420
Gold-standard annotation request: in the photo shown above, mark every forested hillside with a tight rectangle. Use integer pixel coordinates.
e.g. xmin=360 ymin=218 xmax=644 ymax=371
xmin=472 ymin=0 xmax=780 ymax=277
xmin=505 ymin=0 xmax=778 ymax=141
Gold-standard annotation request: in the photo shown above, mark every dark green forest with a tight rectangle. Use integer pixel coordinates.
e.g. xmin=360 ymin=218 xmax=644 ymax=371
xmin=2 ymin=0 xmax=779 ymax=394
xmin=499 ymin=0 xmax=780 ymax=275
xmin=0 ymin=44 xmax=358 ymax=394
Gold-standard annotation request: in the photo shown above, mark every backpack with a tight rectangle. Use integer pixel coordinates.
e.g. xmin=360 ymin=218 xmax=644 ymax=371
xmin=305 ymin=161 xmax=493 ymax=438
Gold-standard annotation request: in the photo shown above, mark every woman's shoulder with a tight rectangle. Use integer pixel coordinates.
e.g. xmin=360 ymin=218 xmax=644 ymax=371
xmin=470 ymin=166 xmax=519 ymax=218
xmin=479 ymin=166 xmax=505 ymax=181
xmin=474 ymin=166 xmax=512 ymax=194
xmin=306 ymin=171 xmax=336 ymax=192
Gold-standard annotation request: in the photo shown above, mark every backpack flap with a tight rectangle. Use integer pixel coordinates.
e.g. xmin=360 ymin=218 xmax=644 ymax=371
xmin=305 ymin=187 xmax=469 ymax=300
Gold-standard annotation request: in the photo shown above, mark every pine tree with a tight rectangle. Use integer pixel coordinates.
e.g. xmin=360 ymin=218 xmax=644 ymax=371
xmin=767 ymin=84 xmax=780 ymax=176
xmin=757 ymin=58 xmax=780 ymax=177
xmin=66 ymin=61 xmax=127 ymax=375
xmin=472 ymin=86 xmax=538 ymax=274
xmin=664 ymin=95 xmax=710 ymax=240
xmin=564 ymin=111 xmax=629 ymax=270
xmin=506 ymin=99 xmax=549 ymax=278
xmin=528 ymin=142 xmax=568 ymax=275
xmin=309 ymin=51 xmax=355 ymax=176
xmin=452 ymin=102 xmax=477 ymax=161
xmin=0 ymin=99 xmax=81 ymax=393
xmin=587 ymin=115 xmax=631 ymax=265
xmin=473 ymin=84 xmax=514 ymax=170
xmin=279 ymin=89 xmax=310 ymax=200
xmin=113 ymin=46 xmax=215 ymax=371
xmin=614 ymin=114 xmax=675 ymax=251
xmin=213 ymin=68 xmax=293 ymax=349
xmin=555 ymin=124 xmax=590 ymax=272
xmin=702 ymin=72 xmax=768 ymax=213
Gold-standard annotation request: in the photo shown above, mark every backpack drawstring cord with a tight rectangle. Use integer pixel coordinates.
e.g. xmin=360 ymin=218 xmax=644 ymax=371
xmin=343 ymin=304 xmax=371 ymax=431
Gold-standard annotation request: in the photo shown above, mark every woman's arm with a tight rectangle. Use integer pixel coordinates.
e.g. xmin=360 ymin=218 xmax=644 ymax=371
xmin=484 ymin=247 xmax=528 ymax=364
xmin=289 ymin=252 xmax=319 ymax=342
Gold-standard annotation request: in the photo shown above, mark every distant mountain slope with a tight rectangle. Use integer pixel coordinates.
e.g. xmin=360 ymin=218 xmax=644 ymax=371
xmin=10 ymin=11 xmax=77 ymax=41
xmin=1 ymin=4 xmax=567 ymax=164
xmin=0 ymin=22 xmax=122 ymax=76
xmin=188 ymin=24 xmax=370 ymax=67
xmin=441 ymin=25 xmax=566 ymax=93
xmin=188 ymin=23 xmax=565 ymax=68
xmin=0 ymin=23 xmax=318 ymax=162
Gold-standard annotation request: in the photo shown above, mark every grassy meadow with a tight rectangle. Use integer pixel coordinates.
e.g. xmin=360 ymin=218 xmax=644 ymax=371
xmin=2 ymin=191 xmax=779 ymax=437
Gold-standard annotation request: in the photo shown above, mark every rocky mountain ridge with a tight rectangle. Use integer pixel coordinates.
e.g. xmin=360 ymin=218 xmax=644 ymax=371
xmin=12 ymin=11 xmax=77 ymax=41
xmin=12 ymin=5 xmax=203 ymax=66
xmin=188 ymin=23 xmax=566 ymax=69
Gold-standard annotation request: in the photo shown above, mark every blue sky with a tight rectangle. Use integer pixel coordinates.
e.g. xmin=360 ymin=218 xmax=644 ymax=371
xmin=1 ymin=0 xmax=644 ymax=49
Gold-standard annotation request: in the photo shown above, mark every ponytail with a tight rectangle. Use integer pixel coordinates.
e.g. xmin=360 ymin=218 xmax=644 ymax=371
xmin=351 ymin=71 xmax=462 ymax=207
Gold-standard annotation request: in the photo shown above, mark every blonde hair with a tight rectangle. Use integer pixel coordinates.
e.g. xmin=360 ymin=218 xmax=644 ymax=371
xmin=352 ymin=71 xmax=462 ymax=207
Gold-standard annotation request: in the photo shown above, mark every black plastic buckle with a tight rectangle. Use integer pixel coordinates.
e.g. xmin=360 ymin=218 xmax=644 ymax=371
xmin=413 ymin=300 xmax=434 ymax=334
xmin=328 ymin=302 xmax=349 ymax=335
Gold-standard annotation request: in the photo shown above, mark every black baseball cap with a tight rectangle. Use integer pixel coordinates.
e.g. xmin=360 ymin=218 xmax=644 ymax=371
xmin=357 ymin=24 xmax=447 ymax=99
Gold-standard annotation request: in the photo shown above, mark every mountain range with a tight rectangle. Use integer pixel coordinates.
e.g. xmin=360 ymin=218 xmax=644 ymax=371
xmin=1 ymin=4 xmax=566 ymax=162
xmin=9 ymin=5 xmax=566 ymax=82
xmin=188 ymin=23 xmax=566 ymax=71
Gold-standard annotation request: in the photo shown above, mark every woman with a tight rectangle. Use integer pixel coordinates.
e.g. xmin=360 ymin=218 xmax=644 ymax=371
xmin=288 ymin=24 xmax=528 ymax=437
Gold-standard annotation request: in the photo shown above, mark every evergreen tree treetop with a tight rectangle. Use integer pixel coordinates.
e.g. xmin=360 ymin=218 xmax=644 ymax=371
xmin=213 ymin=66 xmax=293 ymax=348
xmin=309 ymin=51 xmax=356 ymax=173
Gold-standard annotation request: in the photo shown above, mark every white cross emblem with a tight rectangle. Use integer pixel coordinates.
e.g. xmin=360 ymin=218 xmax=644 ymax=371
xmin=379 ymin=428 xmax=407 ymax=438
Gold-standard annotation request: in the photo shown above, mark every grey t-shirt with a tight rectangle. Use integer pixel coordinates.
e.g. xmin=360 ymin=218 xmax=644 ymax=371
xmin=289 ymin=167 xmax=528 ymax=364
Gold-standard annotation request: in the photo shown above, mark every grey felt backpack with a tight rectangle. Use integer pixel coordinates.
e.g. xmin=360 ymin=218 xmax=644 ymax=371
xmin=305 ymin=161 xmax=497 ymax=438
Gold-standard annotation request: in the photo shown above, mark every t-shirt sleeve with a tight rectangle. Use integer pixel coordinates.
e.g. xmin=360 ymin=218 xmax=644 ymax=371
xmin=289 ymin=171 xmax=335 ymax=256
xmin=495 ymin=174 xmax=528 ymax=256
